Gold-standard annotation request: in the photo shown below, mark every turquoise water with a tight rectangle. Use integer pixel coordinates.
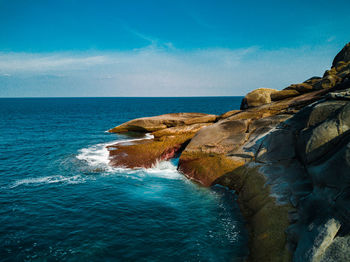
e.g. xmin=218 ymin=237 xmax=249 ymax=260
xmin=0 ymin=97 xmax=248 ymax=261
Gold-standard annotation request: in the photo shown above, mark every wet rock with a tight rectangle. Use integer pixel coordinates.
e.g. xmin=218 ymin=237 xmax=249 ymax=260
xmin=108 ymin=133 xmax=193 ymax=168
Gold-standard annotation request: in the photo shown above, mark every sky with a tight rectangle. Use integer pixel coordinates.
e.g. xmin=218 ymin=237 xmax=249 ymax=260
xmin=0 ymin=0 xmax=350 ymax=97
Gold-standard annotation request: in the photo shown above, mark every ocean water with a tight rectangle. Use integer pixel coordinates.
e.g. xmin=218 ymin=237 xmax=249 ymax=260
xmin=0 ymin=97 xmax=248 ymax=262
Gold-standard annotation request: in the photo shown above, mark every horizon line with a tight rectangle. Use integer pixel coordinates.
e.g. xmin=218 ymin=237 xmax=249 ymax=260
xmin=0 ymin=95 xmax=244 ymax=99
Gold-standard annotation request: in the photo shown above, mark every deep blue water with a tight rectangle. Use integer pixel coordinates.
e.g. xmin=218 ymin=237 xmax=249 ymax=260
xmin=0 ymin=97 xmax=248 ymax=262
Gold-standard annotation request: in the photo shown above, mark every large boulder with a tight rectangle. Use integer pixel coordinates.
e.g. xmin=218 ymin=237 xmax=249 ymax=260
xmin=240 ymin=88 xmax=278 ymax=109
xmin=296 ymin=101 xmax=350 ymax=164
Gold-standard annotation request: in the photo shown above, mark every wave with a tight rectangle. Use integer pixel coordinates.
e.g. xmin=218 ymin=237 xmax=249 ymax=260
xmin=7 ymin=134 xmax=182 ymax=189
xmin=144 ymin=159 xmax=183 ymax=180
xmin=76 ymin=134 xmax=183 ymax=180
xmin=76 ymin=133 xmax=153 ymax=172
xmin=8 ymin=174 xmax=85 ymax=189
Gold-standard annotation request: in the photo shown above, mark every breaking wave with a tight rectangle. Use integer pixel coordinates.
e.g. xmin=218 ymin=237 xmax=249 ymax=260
xmin=76 ymin=133 xmax=183 ymax=180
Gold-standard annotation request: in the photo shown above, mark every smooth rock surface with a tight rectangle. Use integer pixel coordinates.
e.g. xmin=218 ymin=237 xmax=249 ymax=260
xmin=240 ymin=88 xmax=278 ymax=109
xmin=108 ymin=112 xmax=217 ymax=133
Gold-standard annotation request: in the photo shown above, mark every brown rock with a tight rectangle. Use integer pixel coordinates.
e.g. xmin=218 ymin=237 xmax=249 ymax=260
xmin=151 ymin=123 xmax=211 ymax=138
xmin=321 ymin=74 xmax=342 ymax=89
xmin=323 ymin=67 xmax=338 ymax=78
xmin=285 ymin=83 xmax=314 ymax=93
xmin=108 ymin=133 xmax=194 ymax=168
xmin=179 ymin=152 xmax=244 ymax=186
xmin=216 ymin=165 xmax=292 ymax=262
xmin=334 ymin=61 xmax=349 ymax=72
xmin=303 ymin=76 xmax=322 ymax=85
xmin=183 ymin=118 xmax=249 ymax=155
xmin=271 ymin=90 xmax=301 ymax=101
xmin=178 ymin=114 xmax=292 ymax=185
xmin=240 ymin=88 xmax=279 ymax=109
xmin=218 ymin=109 xmax=241 ymax=119
xmin=335 ymin=61 xmax=350 ymax=78
xmin=108 ymin=112 xmax=217 ymax=133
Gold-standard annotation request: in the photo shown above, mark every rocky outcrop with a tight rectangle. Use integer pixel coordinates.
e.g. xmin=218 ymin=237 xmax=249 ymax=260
xmin=107 ymin=42 xmax=350 ymax=261
xmin=107 ymin=133 xmax=193 ymax=168
xmin=108 ymin=113 xmax=217 ymax=168
xmin=108 ymin=112 xmax=217 ymax=133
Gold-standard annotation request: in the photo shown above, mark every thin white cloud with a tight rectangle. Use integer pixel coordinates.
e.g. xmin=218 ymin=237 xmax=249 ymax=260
xmin=0 ymin=44 xmax=339 ymax=97
xmin=0 ymin=52 xmax=109 ymax=72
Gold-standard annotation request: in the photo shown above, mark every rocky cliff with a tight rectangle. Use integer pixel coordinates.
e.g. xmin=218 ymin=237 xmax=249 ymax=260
xmin=108 ymin=42 xmax=350 ymax=262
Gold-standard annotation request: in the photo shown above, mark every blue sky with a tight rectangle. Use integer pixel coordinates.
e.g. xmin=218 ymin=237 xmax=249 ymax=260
xmin=0 ymin=0 xmax=349 ymax=97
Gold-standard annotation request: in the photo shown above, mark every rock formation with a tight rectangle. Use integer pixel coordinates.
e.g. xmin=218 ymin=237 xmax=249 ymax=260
xmin=108 ymin=42 xmax=350 ymax=261
xmin=107 ymin=113 xmax=217 ymax=168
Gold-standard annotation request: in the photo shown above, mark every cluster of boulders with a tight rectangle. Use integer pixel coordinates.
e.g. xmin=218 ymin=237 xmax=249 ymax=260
xmin=108 ymin=43 xmax=350 ymax=262
xmin=241 ymin=43 xmax=350 ymax=110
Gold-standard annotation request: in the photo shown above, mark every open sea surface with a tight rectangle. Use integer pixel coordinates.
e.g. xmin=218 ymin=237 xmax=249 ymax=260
xmin=0 ymin=97 xmax=248 ymax=261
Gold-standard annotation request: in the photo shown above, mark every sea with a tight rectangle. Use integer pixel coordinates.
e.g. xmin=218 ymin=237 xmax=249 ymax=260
xmin=0 ymin=97 xmax=248 ymax=262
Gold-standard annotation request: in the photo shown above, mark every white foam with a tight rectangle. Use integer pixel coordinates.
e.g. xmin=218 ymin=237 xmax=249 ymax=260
xmin=76 ymin=133 xmax=154 ymax=172
xmin=76 ymin=133 xmax=184 ymax=180
xmin=142 ymin=160 xmax=183 ymax=180
xmin=9 ymin=175 xmax=85 ymax=189
xmin=8 ymin=134 xmax=181 ymax=189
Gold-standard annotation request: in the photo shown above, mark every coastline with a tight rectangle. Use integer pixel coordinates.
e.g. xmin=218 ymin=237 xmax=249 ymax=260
xmin=107 ymin=43 xmax=350 ymax=261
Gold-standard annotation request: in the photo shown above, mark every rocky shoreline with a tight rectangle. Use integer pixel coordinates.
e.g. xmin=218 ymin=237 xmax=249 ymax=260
xmin=107 ymin=43 xmax=350 ymax=262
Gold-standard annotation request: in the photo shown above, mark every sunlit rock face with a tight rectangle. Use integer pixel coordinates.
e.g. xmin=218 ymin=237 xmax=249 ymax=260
xmin=240 ymin=88 xmax=278 ymax=109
